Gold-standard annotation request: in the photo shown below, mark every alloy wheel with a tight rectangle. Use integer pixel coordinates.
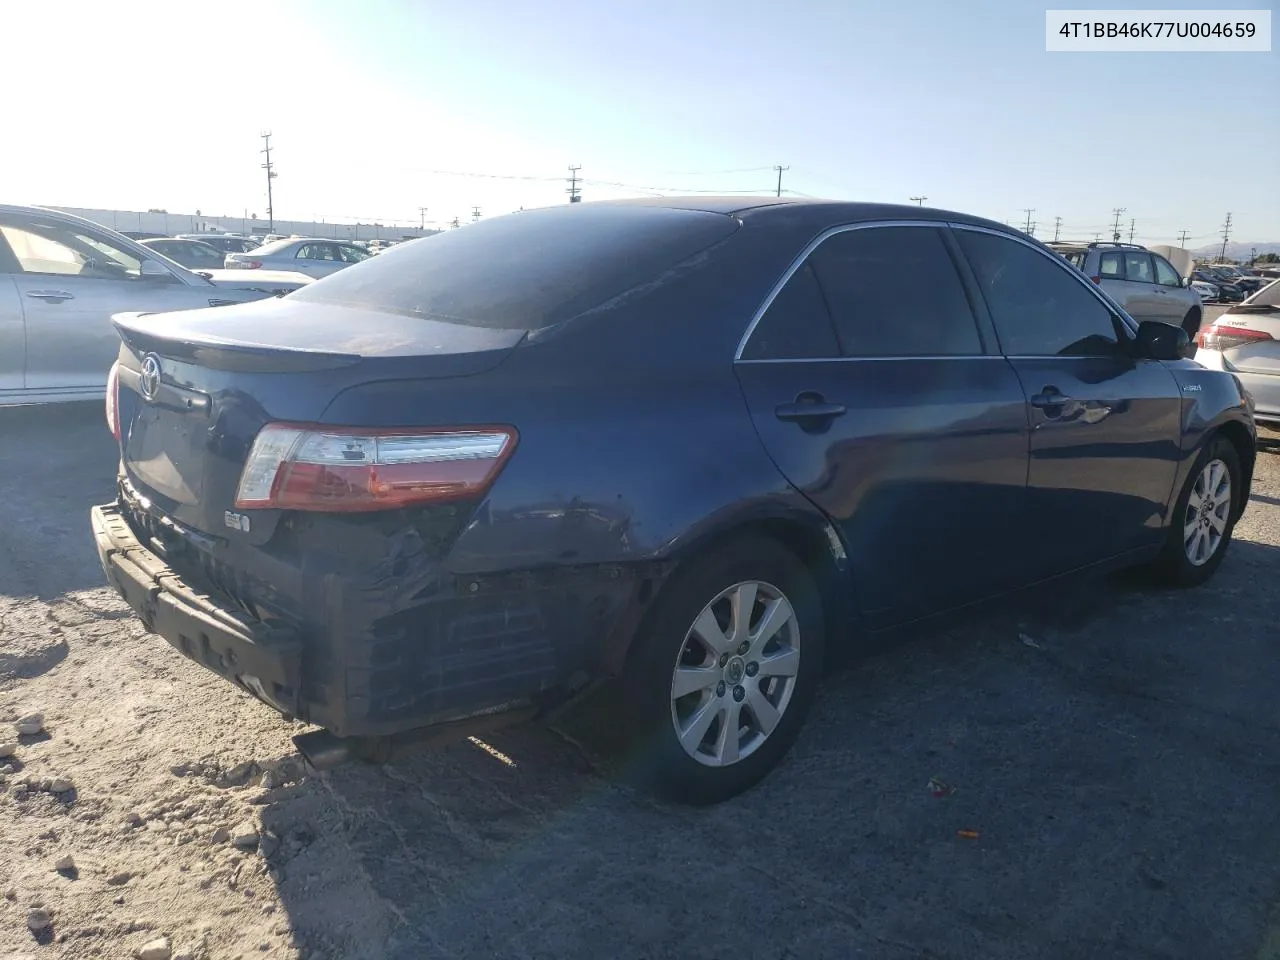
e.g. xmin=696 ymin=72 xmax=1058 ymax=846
xmin=1183 ymin=458 xmax=1231 ymax=567
xmin=669 ymin=580 xmax=801 ymax=767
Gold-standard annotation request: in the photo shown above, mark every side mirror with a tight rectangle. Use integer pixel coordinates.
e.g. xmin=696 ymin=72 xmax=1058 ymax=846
xmin=139 ymin=260 xmax=172 ymax=280
xmin=1136 ymin=320 xmax=1192 ymax=361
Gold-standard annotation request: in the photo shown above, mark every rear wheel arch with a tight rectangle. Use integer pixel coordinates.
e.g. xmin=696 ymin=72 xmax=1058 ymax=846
xmin=609 ymin=515 xmax=853 ymax=678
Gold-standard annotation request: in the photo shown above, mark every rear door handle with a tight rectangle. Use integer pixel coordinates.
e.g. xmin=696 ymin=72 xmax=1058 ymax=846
xmin=775 ymin=392 xmax=847 ymax=423
xmin=26 ymin=290 xmax=74 ymax=302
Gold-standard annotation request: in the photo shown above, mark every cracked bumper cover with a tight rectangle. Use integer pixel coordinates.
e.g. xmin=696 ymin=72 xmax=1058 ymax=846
xmin=91 ymin=502 xmax=303 ymax=717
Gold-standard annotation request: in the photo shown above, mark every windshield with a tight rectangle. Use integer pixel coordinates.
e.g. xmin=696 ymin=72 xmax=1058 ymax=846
xmin=250 ymin=239 xmax=296 ymax=255
xmin=288 ymin=204 xmax=740 ymax=329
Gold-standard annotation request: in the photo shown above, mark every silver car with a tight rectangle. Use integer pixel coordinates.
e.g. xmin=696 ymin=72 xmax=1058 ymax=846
xmin=1047 ymin=241 xmax=1204 ymax=338
xmin=223 ymin=237 xmax=372 ymax=278
xmin=0 ymin=204 xmax=313 ymax=407
xmin=1195 ymin=278 xmax=1280 ymax=426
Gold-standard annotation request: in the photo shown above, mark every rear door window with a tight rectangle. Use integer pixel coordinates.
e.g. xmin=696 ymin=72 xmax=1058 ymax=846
xmin=806 ymin=226 xmax=982 ymax=357
xmin=1099 ymin=251 xmax=1123 ymax=278
xmin=740 ymin=262 xmax=840 ymax=360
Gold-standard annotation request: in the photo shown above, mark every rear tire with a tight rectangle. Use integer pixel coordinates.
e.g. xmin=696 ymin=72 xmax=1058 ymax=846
xmin=1153 ymin=435 xmax=1240 ymax=587
xmin=621 ymin=535 xmax=824 ymax=805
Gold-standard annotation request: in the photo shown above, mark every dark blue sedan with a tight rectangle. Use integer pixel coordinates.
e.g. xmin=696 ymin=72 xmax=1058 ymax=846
xmin=91 ymin=198 xmax=1255 ymax=804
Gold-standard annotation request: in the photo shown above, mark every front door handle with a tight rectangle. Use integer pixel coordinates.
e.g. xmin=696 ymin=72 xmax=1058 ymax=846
xmin=1030 ymin=387 xmax=1072 ymax=409
xmin=775 ymin=391 xmax=847 ymax=423
xmin=26 ymin=290 xmax=75 ymax=302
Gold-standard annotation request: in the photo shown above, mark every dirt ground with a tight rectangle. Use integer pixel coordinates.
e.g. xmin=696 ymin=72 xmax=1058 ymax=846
xmin=3 ymin=397 xmax=1280 ymax=960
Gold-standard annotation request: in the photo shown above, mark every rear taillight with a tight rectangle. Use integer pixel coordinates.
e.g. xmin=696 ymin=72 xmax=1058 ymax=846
xmin=1090 ymin=275 xmax=1102 ymax=284
xmin=105 ymin=362 xmax=120 ymax=440
xmin=245 ymin=260 xmax=263 ymax=269
xmin=234 ymin=423 xmax=517 ymax=512
xmin=1200 ymin=323 xmax=1275 ymax=352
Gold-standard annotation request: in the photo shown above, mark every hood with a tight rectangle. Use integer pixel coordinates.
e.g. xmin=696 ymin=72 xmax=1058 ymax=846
xmin=1148 ymin=245 xmax=1194 ymax=279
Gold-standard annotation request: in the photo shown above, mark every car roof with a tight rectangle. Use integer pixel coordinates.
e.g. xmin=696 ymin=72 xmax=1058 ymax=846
xmin=554 ymin=196 xmax=1021 ymax=236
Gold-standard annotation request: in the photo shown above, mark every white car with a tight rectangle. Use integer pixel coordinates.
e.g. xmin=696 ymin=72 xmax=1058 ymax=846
xmin=1195 ymin=277 xmax=1280 ymax=426
xmin=1191 ymin=280 xmax=1220 ymax=301
xmin=0 ymin=204 xmax=313 ymax=407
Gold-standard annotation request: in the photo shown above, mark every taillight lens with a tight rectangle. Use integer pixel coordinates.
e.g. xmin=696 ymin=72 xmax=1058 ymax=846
xmin=1199 ymin=323 xmax=1275 ymax=351
xmin=234 ymin=423 xmax=517 ymax=512
xmin=105 ymin=362 xmax=121 ymax=440
xmin=1090 ymin=275 xmax=1102 ymax=284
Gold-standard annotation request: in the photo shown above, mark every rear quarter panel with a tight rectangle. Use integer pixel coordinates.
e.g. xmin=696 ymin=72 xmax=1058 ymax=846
xmin=1164 ymin=360 xmax=1255 ymax=517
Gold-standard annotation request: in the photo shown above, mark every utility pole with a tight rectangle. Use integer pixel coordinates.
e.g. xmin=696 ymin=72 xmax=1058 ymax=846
xmin=260 ymin=132 xmax=277 ymax=232
xmin=1023 ymin=208 xmax=1035 ymax=234
xmin=1177 ymin=229 xmax=1190 ymax=246
xmin=773 ymin=164 xmax=789 ymax=198
xmin=1053 ymin=216 xmax=1062 ymax=242
xmin=450 ymin=217 xmax=460 ymax=229
xmin=1219 ymin=212 xmax=1233 ymax=262
xmin=909 ymin=196 xmax=927 ymax=206
xmin=1094 ymin=232 xmax=1102 ymax=242
xmin=567 ymin=165 xmax=582 ymax=203
xmin=1128 ymin=218 xmax=1136 ymax=244
xmin=1111 ymin=208 xmax=1125 ymax=243
xmin=418 ymin=207 xmax=428 ymax=230
xmin=1250 ymin=246 xmax=1258 ymax=266
xmin=471 ymin=206 xmax=481 ymax=222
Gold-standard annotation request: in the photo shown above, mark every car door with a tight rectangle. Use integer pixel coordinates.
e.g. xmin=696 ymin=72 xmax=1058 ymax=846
xmin=734 ymin=222 xmax=1031 ymax=625
xmin=294 ymin=242 xmax=344 ymax=277
xmin=953 ymin=226 xmax=1184 ymax=577
xmin=0 ymin=212 xmax=202 ymax=392
xmin=0 ymin=253 xmax=24 ymax=391
xmin=1120 ymin=250 xmax=1163 ymax=321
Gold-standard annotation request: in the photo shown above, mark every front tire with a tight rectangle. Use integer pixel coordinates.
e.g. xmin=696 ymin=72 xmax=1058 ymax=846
xmin=622 ymin=536 xmax=824 ymax=805
xmin=1154 ymin=435 xmax=1240 ymax=587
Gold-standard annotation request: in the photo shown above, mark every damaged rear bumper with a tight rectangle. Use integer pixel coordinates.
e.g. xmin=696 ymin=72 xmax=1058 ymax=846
xmin=91 ymin=494 xmax=647 ymax=741
xmin=91 ymin=502 xmax=304 ymax=717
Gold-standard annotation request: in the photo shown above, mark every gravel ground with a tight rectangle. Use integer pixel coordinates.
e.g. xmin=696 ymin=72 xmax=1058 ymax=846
xmin=2 ymin=397 xmax=1279 ymax=960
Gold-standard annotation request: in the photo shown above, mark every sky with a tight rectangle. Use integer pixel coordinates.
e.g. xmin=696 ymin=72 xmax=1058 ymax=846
xmin=6 ymin=0 xmax=1278 ymax=244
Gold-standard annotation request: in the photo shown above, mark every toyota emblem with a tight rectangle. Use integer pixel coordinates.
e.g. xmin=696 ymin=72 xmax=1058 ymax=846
xmin=139 ymin=354 xmax=162 ymax=402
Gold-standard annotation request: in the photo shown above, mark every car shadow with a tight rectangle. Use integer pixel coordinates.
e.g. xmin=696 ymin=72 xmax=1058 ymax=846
xmin=259 ymin=538 xmax=1280 ymax=960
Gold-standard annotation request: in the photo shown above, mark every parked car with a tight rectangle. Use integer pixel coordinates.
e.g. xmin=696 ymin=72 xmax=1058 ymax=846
xmin=91 ymin=198 xmax=1255 ymax=805
xmin=1203 ymin=264 xmax=1267 ymax=295
xmin=1190 ymin=280 xmax=1221 ymax=301
xmin=0 ymin=204 xmax=312 ymax=406
xmin=1045 ymin=241 xmax=1203 ymax=339
xmin=175 ymin=234 xmax=260 ymax=256
xmin=139 ymin=237 xmax=226 ymax=270
xmin=223 ymin=237 xmax=373 ymax=278
xmin=1192 ymin=268 xmax=1248 ymax=302
xmin=1194 ymin=277 xmax=1280 ymax=427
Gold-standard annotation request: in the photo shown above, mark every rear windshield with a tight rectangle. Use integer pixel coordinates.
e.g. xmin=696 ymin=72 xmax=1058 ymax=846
xmin=287 ymin=204 xmax=740 ymax=329
xmin=252 ymin=239 xmax=295 ymax=255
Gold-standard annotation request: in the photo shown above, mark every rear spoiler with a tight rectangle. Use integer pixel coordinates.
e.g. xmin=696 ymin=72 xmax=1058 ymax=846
xmin=112 ymin=312 xmax=361 ymax=374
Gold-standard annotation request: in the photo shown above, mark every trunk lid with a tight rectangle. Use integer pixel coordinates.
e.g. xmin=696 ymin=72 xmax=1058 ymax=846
xmin=112 ymin=297 xmax=525 ymax=540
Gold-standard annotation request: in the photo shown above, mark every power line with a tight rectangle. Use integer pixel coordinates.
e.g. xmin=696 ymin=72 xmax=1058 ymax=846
xmin=910 ymin=196 xmax=927 ymax=206
xmin=418 ymin=206 xmax=428 ymax=230
xmin=1219 ymin=212 xmax=1233 ymax=261
xmin=471 ymin=206 xmax=482 ymax=222
xmin=1128 ymin=218 xmax=1136 ymax=244
xmin=1111 ymin=207 xmax=1126 ymax=243
xmin=773 ymin=164 xmax=790 ymax=198
xmin=1053 ymin=216 xmax=1062 ymax=242
xmin=1023 ymin=208 xmax=1035 ymax=235
xmin=567 ymin=165 xmax=582 ymax=204
xmin=260 ymin=132 xmax=278 ymax=232
xmin=1177 ymin=229 xmax=1190 ymax=246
